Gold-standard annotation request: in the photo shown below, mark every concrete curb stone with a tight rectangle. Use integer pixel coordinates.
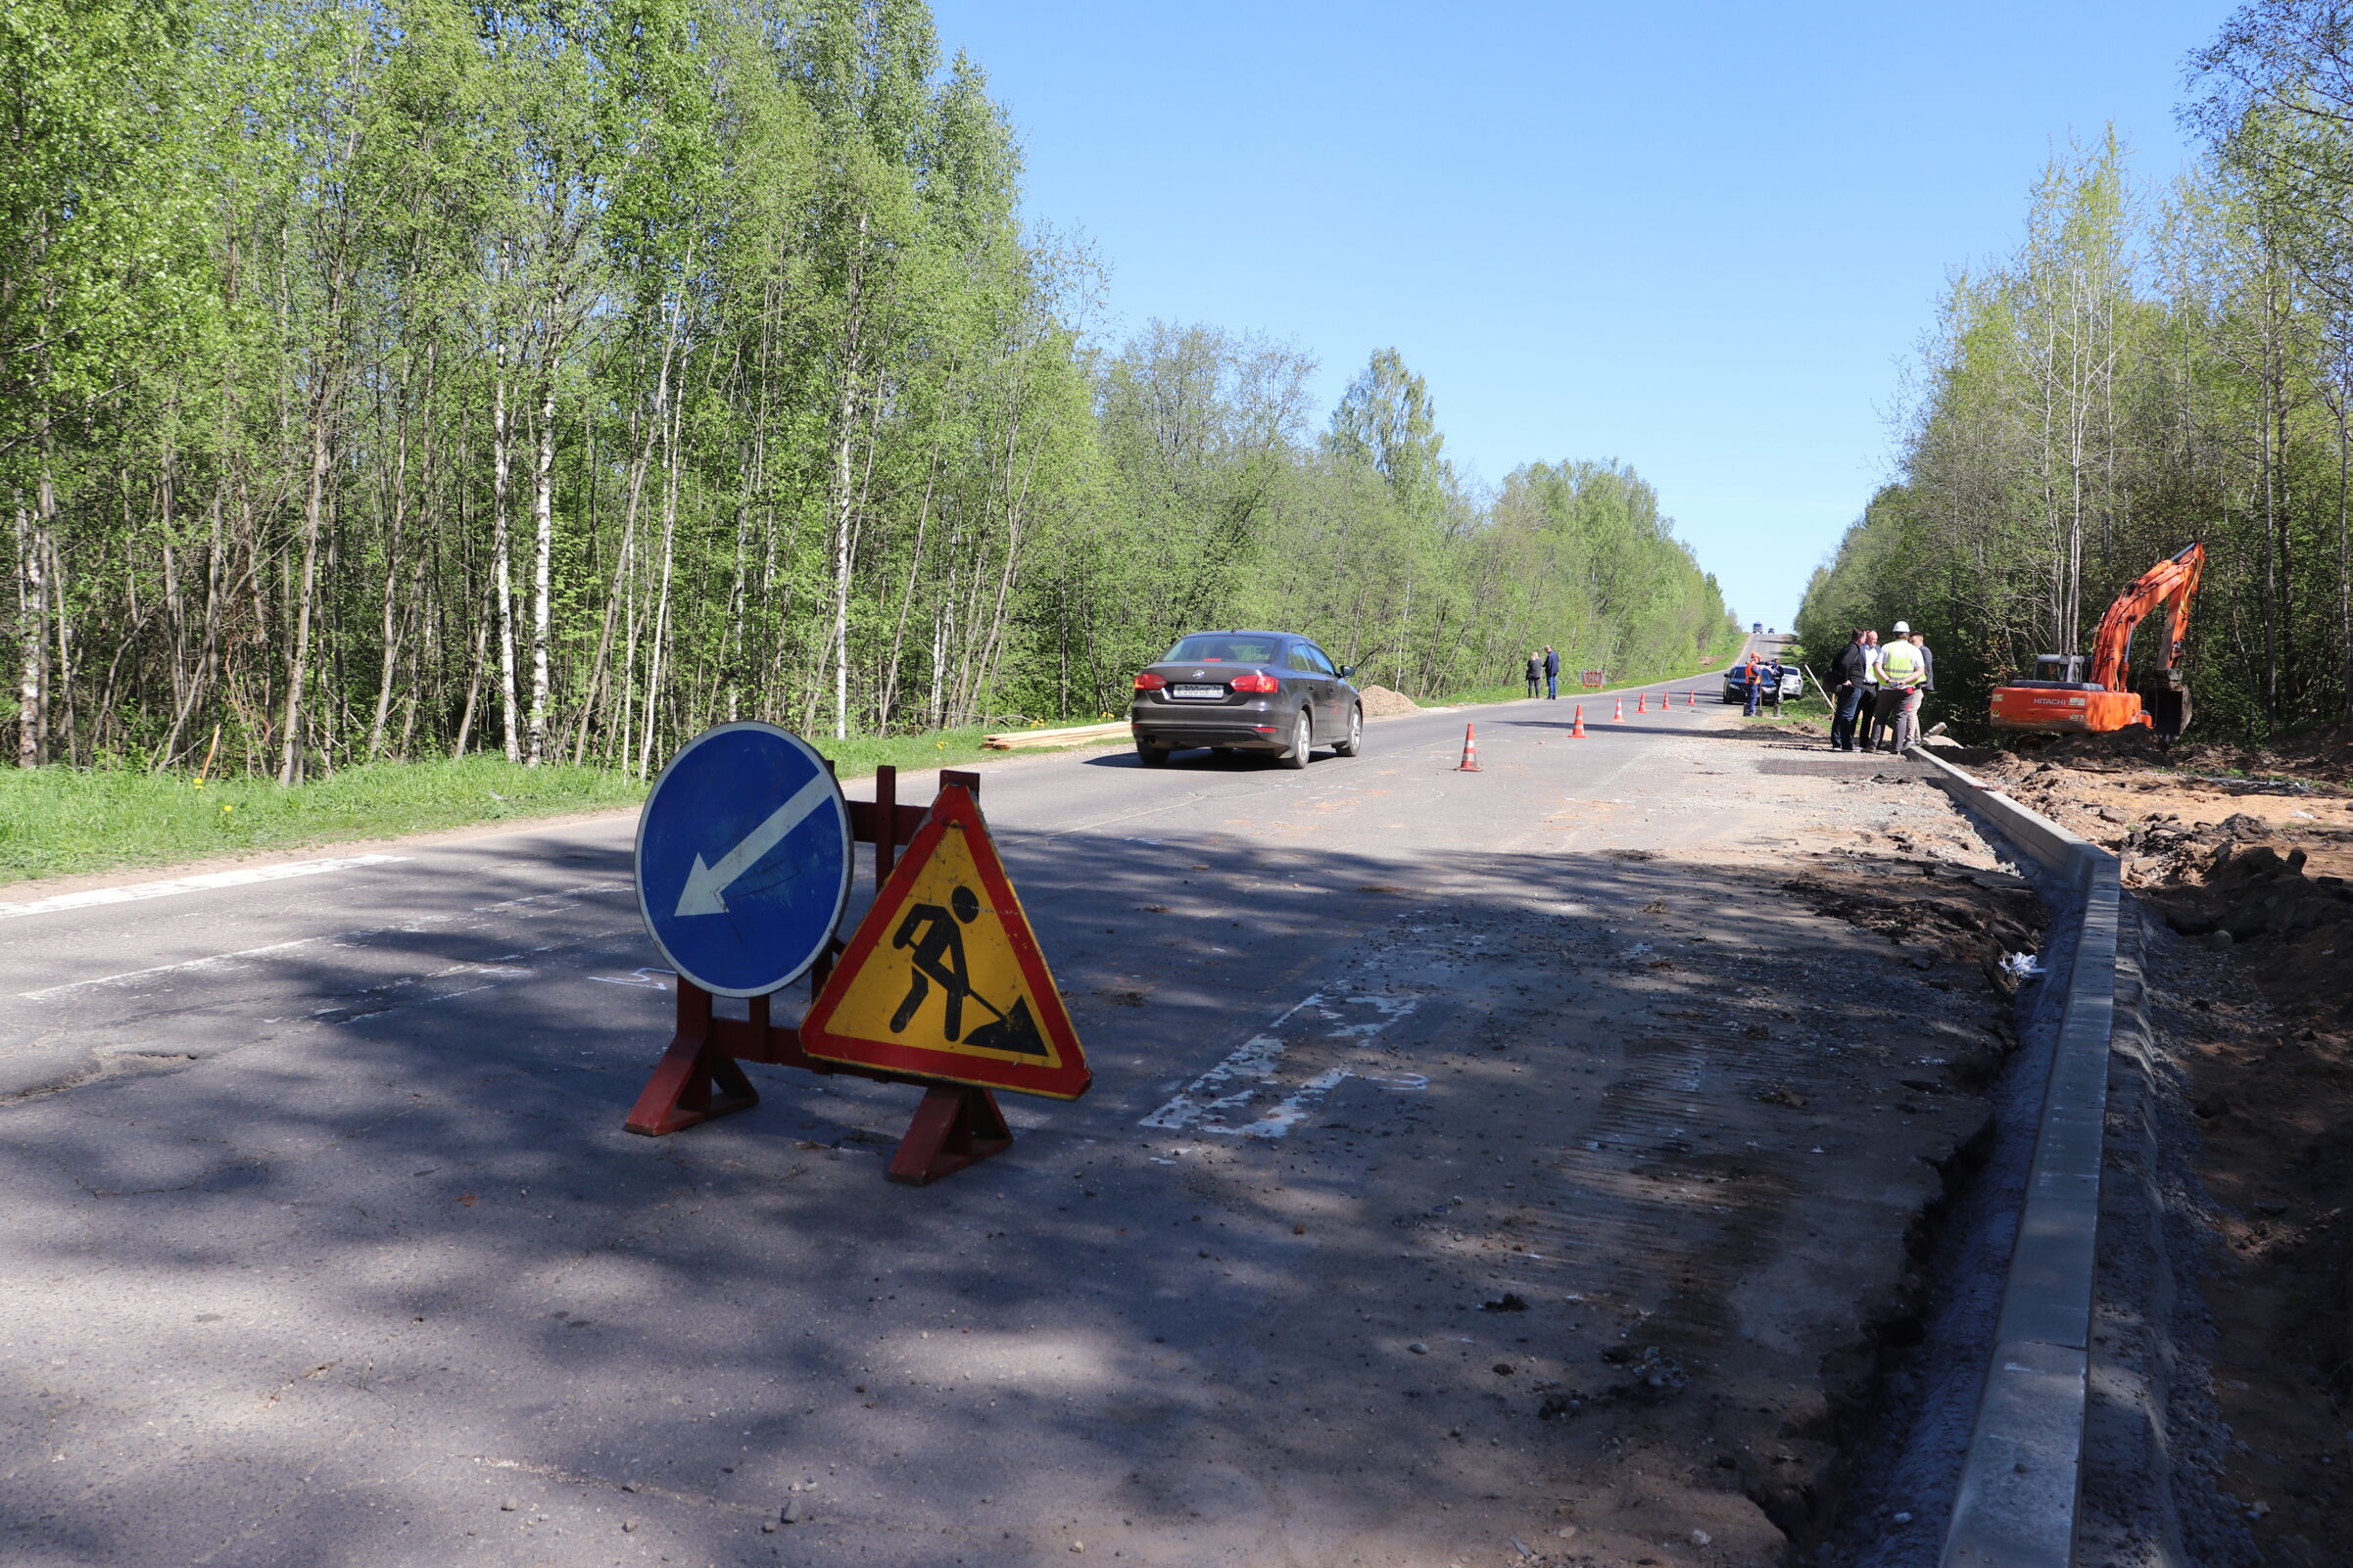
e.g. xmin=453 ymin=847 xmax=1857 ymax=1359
xmin=1907 ymin=745 xmax=2117 ymax=1568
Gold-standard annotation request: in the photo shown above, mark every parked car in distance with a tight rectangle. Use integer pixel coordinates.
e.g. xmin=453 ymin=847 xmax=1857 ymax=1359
xmin=1721 ymin=663 xmax=1803 ymax=704
xmin=1130 ymin=631 xmax=1363 ymax=769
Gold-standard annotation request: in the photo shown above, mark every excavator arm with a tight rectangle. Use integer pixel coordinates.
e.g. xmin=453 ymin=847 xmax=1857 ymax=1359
xmin=2089 ymin=542 xmax=2203 ymax=696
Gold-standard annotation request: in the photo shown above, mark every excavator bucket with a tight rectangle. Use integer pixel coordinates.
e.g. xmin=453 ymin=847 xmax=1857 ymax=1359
xmin=2143 ymin=684 xmax=2190 ymax=738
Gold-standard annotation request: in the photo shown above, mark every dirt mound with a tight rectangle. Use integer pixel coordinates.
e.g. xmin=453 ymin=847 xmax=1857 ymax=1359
xmin=2204 ymin=721 xmax=2353 ymax=782
xmin=1355 ymin=684 xmax=1421 ymax=718
xmin=2148 ymin=840 xmax=2353 ymax=1018
xmin=2001 ymin=725 xmax=2176 ymax=772
xmin=1956 ymin=753 xmax=2353 ymax=891
xmin=1994 ymin=721 xmax=2353 ymax=784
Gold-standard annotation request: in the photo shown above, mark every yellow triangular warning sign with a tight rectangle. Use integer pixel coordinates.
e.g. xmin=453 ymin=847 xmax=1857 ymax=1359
xmin=801 ymin=784 xmax=1089 ymax=1099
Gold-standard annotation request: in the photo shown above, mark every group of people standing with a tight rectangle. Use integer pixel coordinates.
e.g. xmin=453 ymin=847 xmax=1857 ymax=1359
xmin=1827 ymin=624 xmax=1934 ymax=752
xmin=1525 ymin=647 xmax=1561 ymax=699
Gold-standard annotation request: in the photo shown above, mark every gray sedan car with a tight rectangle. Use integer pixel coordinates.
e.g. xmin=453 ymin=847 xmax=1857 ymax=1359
xmin=1129 ymin=631 xmax=1364 ymax=769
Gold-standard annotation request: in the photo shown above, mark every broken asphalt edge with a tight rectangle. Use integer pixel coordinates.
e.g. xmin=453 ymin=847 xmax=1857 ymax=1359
xmin=1908 ymin=744 xmax=2119 ymax=1568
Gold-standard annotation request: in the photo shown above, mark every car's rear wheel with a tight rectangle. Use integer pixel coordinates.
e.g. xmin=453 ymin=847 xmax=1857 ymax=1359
xmin=1137 ymin=742 xmax=1171 ymax=768
xmin=1279 ymin=709 xmax=1312 ymax=770
xmin=1332 ymin=704 xmax=1363 ymax=757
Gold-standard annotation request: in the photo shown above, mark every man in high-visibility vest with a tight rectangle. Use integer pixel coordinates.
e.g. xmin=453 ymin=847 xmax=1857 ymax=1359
xmin=1868 ymin=621 xmax=1927 ymax=752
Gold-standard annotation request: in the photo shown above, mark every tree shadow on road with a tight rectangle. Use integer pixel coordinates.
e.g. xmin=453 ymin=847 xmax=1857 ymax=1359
xmin=0 ymin=812 xmax=2033 ymax=1566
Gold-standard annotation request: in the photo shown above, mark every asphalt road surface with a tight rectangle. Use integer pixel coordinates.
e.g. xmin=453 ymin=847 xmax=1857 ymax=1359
xmin=0 ymin=654 xmax=1998 ymax=1567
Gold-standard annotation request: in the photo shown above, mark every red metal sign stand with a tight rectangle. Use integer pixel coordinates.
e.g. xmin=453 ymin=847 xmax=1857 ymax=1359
xmin=888 ymin=1084 xmax=1014 ymax=1185
xmin=623 ymin=766 xmax=1012 ymax=1184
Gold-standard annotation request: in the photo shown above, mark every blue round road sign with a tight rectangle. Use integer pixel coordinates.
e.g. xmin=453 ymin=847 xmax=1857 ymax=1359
xmin=635 ymin=722 xmax=852 ymax=998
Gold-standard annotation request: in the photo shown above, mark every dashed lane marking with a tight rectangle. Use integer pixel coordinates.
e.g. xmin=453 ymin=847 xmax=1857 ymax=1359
xmin=0 ymin=854 xmax=410 ymax=921
xmin=14 ymin=882 xmax=627 ymax=998
xmin=15 ymin=937 xmax=325 ymax=999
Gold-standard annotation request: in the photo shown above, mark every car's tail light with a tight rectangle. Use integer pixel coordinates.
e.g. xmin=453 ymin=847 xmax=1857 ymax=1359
xmin=1133 ymin=671 xmax=1167 ymax=690
xmin=1228 ymin=670 xmax=1279 ymax=693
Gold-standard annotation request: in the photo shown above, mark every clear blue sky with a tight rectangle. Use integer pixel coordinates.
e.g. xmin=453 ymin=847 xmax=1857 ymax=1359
xmin=928 ymin=0 xmax=2237 ymax=631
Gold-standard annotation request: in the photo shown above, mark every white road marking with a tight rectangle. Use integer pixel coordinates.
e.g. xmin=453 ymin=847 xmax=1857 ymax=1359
xmin=17 ymin=937 xmax=324 ymax=1000
xmin=0 ymin=854 xmax=409 ymax=921
xmin=1140 ymin=990 xmax=1422 ymax=1138
xmin=15 ymin=881 xmax=626 ymax=999
xmin=1244 ymin=1067 xmax=1352 ymax=1139
xmin=588 ymin=967 xmax=673 ymax=989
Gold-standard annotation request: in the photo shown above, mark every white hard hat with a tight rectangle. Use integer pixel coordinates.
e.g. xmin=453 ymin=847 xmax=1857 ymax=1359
xmin=1892 ymin=620 xmax=1910 ymax=634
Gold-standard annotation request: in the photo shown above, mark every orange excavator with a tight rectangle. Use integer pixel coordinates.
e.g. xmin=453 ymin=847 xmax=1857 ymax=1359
xmin=1990 ymin=542 xmax=2204 ymax=737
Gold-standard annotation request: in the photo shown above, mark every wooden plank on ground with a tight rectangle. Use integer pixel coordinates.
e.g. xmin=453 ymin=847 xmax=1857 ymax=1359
xmin=982 ymin=721 xmax=1129 ymax=751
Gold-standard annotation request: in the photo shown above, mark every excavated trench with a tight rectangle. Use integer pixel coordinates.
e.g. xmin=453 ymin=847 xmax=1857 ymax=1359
xmin=1804 ymin=841 xmax=2081 ymax=1567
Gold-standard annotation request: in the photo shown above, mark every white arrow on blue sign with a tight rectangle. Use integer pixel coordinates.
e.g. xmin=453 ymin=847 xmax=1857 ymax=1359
xmin=634 ymin=722 xmax=853 ymax=997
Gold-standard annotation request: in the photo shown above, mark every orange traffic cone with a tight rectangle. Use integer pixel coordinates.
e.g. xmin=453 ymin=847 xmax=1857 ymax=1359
xmin=1612 ymin=697 xmax=1624 ymax=723
xmin=1456 ymin=724 xmax=1483 ymax=772
xmin=1569 ymin=705 xmax=1588 ymax=737
xmin=1638 ymin=691 xmax=1649 ymax=713
xmin=1687 ymin=689 xmax=1696 ymax=707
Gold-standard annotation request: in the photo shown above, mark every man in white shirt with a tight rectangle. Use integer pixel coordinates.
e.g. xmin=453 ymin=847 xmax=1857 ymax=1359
xmin=1856 ymin=630 xmax=1883 ymax=748
xmin=1869 ymin=623 xmax=1926 ymax=752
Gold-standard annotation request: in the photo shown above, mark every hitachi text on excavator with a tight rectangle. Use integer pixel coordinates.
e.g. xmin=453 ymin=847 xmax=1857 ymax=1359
xmin=1989 ymin=542 xmax=2205 ymax=737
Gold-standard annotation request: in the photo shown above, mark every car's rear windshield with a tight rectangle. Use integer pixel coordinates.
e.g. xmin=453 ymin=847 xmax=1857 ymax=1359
xmin=1163 ymin=635 xmax=1284 ymax=665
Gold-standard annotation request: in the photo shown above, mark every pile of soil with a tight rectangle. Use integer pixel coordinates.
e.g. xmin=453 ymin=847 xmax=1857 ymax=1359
xmin=1999 ymin=720 xmax=2353 ymax=783
xmin=1356 ymin=684 xmax=1422 ymax=718
xmin=2147 ymin=841 xmax=2353 ymax=1015
xmin=1959 ymin=755 xmax=2353 ymax=893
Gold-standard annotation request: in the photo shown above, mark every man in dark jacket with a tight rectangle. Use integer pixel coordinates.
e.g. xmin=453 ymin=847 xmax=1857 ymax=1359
xmin=1828 ymin=630 xmax=1870 ymax=751
xmin=1543 ymin=646 xmax=1561 ymax=699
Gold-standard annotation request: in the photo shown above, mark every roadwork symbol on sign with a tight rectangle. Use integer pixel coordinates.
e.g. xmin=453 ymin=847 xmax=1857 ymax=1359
xmin=801 ymin=784 xmax=1089 ymax=1100
xmin=635 ymin=722 xmax=852 ymax=998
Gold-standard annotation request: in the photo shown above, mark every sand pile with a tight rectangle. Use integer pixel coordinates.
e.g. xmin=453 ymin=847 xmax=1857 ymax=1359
xmin=1355 ymin=684 xmax=1422 ymax=718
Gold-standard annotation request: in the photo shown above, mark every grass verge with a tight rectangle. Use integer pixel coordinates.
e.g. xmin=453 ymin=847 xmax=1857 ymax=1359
xmin=0 ymin=722 xmax=1068 ymax=887
xmin=0 ymin=756 xmax=647 ymax=885
xmin=1740 ymin=691 xmax=1837 ymax=727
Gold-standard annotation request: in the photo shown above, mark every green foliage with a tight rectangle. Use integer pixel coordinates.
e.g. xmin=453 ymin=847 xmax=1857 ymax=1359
xmin=3 ymin=0 xmax=1733 ymax=790
xmin=0 ymin=756 xmax=645 ymax=881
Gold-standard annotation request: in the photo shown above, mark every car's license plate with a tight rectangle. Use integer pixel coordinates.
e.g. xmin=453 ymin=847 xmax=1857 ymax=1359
xmin=1170 ymin=684 xmax=1225 ymax=700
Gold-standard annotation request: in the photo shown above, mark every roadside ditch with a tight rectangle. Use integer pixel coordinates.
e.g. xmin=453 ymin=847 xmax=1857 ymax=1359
xmin=1793 ymin=744 xmax=2296 ymax=1568
xmin=1947 ymin=733 xmax=2353 ymax=1566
